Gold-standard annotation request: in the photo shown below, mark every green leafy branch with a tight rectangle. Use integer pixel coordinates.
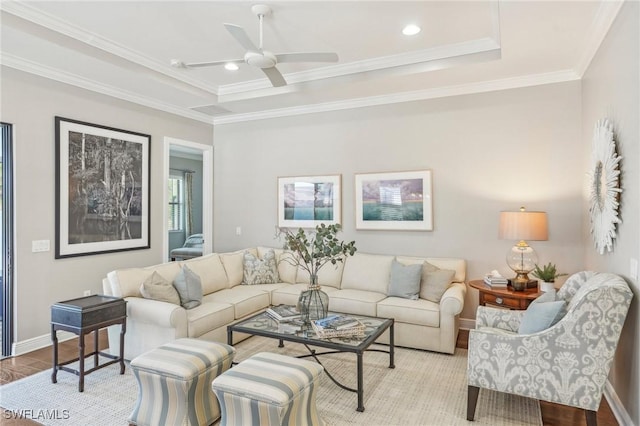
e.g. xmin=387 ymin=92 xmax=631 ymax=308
xmin=276 ymin=224 xmax=357 ymax=278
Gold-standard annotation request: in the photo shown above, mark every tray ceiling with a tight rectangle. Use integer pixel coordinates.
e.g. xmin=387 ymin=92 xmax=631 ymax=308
xmin=0 ymin=1 xmax=622 ymax=124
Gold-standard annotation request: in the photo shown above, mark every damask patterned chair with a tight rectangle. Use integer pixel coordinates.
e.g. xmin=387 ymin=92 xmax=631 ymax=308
xmin=467 ymin=271 xmax=633 ymax=426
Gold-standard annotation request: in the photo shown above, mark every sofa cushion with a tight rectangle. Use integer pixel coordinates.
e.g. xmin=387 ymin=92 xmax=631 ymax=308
xmin=173 ymin=265 xmax=203 ymax=309
xmin=108 ymin=262 xmax=182 ymax=298
xmin=296 ymin=261 xmax=345 ymax=288
xmin=182 ymin=253 xmax=229 ymax=295
xmin=139 ymin=271 xmax=180 ymax=305
xmin=220 ymin=249 xmax=257 ymax=288
xmin=328 ymin=289 xmax=387 ymax=317
xmin=341 ymin=253 xmax=393 ymax=294
xmin=387 ymin=259 xmax=422 ymax=300
xmin=185 ymin=302 xmax=235 ymax=337
xmin=377 ymin=297 xmax=440 ymax=327
xmin=243 ymin=250 xmax=279 ymax=285
xmin=271 ymin=284 xmax=339 ymax=307
xmin=205 ymin=287 xmax=270 ymax=319
xmin=258 ymin=247 xmax=298 ymax=284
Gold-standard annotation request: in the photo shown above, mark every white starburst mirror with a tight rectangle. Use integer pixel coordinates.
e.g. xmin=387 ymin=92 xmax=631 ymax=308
xmin=589 ymin=119 xmax=622 ymax=254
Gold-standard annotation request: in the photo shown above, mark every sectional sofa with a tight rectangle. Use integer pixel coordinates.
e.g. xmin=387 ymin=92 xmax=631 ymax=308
xmin=102 ymin=247 xmax=466 ymax=360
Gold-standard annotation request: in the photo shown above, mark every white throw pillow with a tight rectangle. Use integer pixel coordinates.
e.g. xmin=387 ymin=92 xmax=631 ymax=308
xmin=139 ymin=271 xmax=180 ymax=305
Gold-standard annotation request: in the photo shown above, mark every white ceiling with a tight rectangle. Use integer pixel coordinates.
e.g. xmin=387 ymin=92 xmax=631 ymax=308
xmin=0 ymin=1 xmax=623 ymax=125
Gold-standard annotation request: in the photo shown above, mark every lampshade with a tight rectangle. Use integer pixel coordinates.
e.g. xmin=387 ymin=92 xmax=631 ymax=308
xmin=499 ymin=209 xmax=548 ymax=242
xmin=499 ymin=207 xmax=548 ymax=290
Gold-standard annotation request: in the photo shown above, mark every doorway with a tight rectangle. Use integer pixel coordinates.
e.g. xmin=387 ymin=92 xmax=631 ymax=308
xmin=1 ymin=122 xmax=14 ymax=357
xmin=163 ymin=137 xmax=213 ymax=262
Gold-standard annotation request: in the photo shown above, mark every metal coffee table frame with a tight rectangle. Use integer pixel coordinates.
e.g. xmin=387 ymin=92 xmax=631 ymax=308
xmin=228 ymin=311 xmax=395 ymax=412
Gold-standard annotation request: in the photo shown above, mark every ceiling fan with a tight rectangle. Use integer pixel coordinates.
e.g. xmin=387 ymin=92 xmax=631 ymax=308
xmin=171 ymin=4 xmax=339 ymax=87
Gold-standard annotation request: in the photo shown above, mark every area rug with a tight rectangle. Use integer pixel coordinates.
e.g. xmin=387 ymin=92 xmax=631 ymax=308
xmin=0 ymin=337 xmax=542 ymax=425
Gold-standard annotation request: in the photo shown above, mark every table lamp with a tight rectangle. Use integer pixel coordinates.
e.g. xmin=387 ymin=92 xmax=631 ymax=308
xmin=499 ymin=207 xmax=548 ymax=290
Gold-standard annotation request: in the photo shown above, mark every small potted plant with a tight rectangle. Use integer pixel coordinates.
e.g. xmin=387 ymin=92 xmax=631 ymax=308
xmin=532 ymin=262 xmax=567 ymax=292
xmin=277 ymin=224 xmax=357 ymax=323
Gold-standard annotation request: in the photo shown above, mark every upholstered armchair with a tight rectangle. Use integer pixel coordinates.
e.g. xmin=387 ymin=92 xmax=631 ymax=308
xmin=467 ymin=271 xmax=633 ymax=426
xmin=170 ymin=233 xmax=204 ymax=261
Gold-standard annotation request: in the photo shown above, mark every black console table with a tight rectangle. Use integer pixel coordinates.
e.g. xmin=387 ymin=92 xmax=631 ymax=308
xmin=51 ymin=294 xmax=127 ymax=392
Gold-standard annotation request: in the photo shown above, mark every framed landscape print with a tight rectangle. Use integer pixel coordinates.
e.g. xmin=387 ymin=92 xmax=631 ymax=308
xmin=55 ymin=117 xmax=151 ymax=258
xmin=355 ymin=170 xmax=432 ymax=231
xmin=278 ymin=175 xmax=341 ymax=228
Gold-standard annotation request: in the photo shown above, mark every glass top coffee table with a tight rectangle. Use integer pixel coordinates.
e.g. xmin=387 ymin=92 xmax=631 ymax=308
xmin=228 ymin=310 xmax=395 ymax=412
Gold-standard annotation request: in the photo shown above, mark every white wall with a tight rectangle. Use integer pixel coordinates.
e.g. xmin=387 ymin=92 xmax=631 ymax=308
xmin=214 ymin=81 xmax=584 ymax=321
xmin=0 ymin=67 xmax=214 ymax=345
xmin=581 ymin=2 xmax=639 ymax=424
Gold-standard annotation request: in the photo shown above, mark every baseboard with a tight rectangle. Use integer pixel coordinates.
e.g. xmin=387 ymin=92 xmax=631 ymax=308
xmin=604 ymin=380 xmax=635 ymax=426
xmin=459 ymin=317 xmax=475 ymax=330
xmin=12 ymin=331 xmax=76 ymax=356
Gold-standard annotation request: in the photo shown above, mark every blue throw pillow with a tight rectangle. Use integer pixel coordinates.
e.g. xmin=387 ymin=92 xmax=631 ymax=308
xmin=173 ymin=265 xmax=203 ymax=309
xmin=388 ymin=259 xmax=422 ymax=300
xmin=518 ymin=290 xmax=566 ymax=334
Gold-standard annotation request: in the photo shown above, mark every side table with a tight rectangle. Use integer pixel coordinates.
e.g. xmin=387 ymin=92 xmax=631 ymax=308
xmin=51 ymin=294 xmax=127 ymax=392
xmin=468 ymin=280 xmax=541 ymax=310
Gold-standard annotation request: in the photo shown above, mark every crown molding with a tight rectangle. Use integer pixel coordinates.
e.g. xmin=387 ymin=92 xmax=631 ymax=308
xmin=213 ymin=70 xmax=580 ymax=125
xmin=218 ymin=38 xmax=501 ymax=96
xmin=0 ymin=0 xmax=218 ymax=97
xmin=1 ymin=53 xmax=214 ymax=124
xmin=575 ymin=0 xmax=625 ymax=77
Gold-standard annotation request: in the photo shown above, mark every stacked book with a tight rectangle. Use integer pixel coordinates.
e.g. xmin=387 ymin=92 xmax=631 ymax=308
xmin=266 ymin=304 xmax=301 ymax=322
xmin=484 ymin=275 xmax=509 ymax=288
xmin=312 ymin=314 xmax=365 ymax=338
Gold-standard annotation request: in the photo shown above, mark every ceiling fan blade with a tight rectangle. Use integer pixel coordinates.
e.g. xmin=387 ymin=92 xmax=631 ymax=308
xmin=185 ymin=59 xmax=243 ymax=68
xmin=224 ymin=23 xmax=260 ymax=52
xmin=275 ymin=52 xmax=339 ymax=63
xmin=261 ymin=66 xmax=287 ymax=87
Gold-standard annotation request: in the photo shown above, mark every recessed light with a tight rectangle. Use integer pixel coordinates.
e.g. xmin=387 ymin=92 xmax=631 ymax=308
xmin=402 ymin=24 xmax=421 ymax=36
xmin=224 ymin=63 xmax=239 ymax=71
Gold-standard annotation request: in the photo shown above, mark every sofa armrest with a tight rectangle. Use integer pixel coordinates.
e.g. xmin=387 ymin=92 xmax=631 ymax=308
xmin=475 ymin=305 xmax=524 ymax=332
xmin=440 ymin=282 xmax=466 ymax=316
xmin=125 ymin=296 xmax=187 ymax=330
xmin=102 ymin=278 xmax=113 ymax=296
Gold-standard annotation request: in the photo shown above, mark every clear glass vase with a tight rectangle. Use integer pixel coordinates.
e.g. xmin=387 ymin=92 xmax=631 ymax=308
xmin=298 ymin=274 xmax=329 ymax=324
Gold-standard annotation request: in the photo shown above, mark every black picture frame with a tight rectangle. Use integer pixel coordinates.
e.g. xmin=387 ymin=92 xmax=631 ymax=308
xmin=55 ymin=117 xmax=151 ymax=258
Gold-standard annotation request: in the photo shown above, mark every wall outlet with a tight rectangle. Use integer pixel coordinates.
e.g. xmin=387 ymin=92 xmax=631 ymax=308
xmin=236 ymin=226 xmax=242 ymax=236
xmin=83 ymin=290 xmax=91 ymax=297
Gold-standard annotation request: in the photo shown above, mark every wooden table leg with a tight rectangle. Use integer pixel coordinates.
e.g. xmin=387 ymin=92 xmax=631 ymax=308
xmin=94 ymin=329 xmax=99 ymax=368
xmin=78 ymin=331 xmax=85 ymax=392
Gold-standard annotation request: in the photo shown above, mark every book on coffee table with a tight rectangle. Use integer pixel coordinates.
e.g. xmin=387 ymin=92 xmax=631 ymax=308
xmin=314 ymin=314 xmax=361 ymax=330
xmin=266 ymin=304 xmax=301 ymax=322
xmin=312 ymin=315 xmax=365 ymax=338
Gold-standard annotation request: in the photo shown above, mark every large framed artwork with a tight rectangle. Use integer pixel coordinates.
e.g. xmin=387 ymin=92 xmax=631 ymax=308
xmin=277 ymin=175 xmax=341 ymax=228
xmin=355 ymin=170 xmax=432 ymax=231
xmin=55 ymin=117 xmax=151 ymax=258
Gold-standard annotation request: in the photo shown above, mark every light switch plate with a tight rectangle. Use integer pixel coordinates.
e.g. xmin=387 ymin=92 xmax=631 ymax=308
xmin=32 ymin=239 xmax=51 ymax=252
xmin=630 ymin=258 xmax=638 ymax=280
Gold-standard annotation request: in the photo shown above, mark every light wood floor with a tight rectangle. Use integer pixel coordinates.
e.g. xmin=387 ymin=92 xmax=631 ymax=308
xmin=0 ymin=330 xmax=619 ymax=425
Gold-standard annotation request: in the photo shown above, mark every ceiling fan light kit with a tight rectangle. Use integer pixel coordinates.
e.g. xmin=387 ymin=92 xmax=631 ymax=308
xmin=173 ymin=4 xmax=339 ymax=88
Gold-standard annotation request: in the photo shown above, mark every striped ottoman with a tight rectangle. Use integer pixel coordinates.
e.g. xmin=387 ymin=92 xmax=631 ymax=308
xmin=212 ymin=352 xmax=325 ymax=426
xmin=128 ymin=338 xmax=235 ymax=426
